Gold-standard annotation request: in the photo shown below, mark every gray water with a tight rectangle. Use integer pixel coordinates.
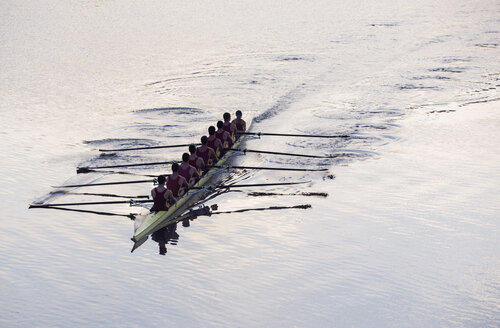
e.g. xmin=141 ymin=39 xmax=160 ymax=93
xmin=1 ymin=0 xmax=499 ymax=327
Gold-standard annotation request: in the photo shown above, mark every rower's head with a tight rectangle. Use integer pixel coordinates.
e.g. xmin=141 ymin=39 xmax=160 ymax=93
xmin=171 ymin=162 xmax=179 ymax=172
xmin=235 ymin=110 xmax=242 ymax=118
xmin=208 ymin=126 xmax=216 ymax=135
xmin=189 ymin=144 xmax=196 ymax=154
xmin=157 ymin=175 xmax=166 ymax=185
xmin=217 ymin=120 xmax=224 ymax=129
xmin=201 ymin=136 xmax=208 ymax=145
xmin=182 ymin=153 xmax=189 ymax=162
xmin=223 ymin=112 xmax=231 ymax=122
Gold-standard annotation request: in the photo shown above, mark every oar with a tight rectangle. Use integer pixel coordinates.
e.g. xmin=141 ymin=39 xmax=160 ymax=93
xmin=98 ymin=143 xmax=200 ymax=152
xmin=53 ymin=179 xmax=156 ymax=188
xmin=213 ymin=204 xmax=312 ymax=214
xmin=29 ymin=199 xmax=153 ymax=208
xmin=190 ymin=181 xmax=309 ymax=190
xmin=30 ymin=206 xmax=137 ymax=219
xmin=213 ymin=165 xmax=328 ymax=172
xmin=227 ymin=148 xmax=344 ymax=159
xmin=247 ymin=191 xmax=328 ymax=197
xmin=237 ymin=132 xmax=353 ymax=138
xmin=62 ymin=166 xmax=324 ymax=188
xmin=77 ymin=161 xmax=175 ymax=173
xmin=78 ymin=168 xmax=160 ymax=177
xmin=50 ymin=191 xmax=150 ymax=199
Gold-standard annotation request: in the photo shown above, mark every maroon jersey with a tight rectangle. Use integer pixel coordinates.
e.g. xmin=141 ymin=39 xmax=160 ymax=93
xmin=223 ymin=121 xmax=234 ymax=134
xmin=178 ymin=164 xmax=193 ymax=181
xmin=189 ymin=154 xmax=204 ymax=169
xmin=166 ymin=175 xmax=182 ymax=197
xmin=189 ymin=156 xmax=198 ymax=168
xmin=151 ymin=187 xmax=168 ymax=212
xmin=215 ymin=130 xmax=230 ymax=144
xmin=196 ymin=147 xmax=211 ymax=166
xmin=207 ymin=137 xmax=218 ymax=151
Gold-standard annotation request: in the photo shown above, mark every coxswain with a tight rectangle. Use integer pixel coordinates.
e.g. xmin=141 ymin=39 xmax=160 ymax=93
xmin=222 ymin=112 xmax=237 ymax=139
xmin=196 ymin=136 xmax=218 ymax=167
xmin=207 ymin=125 xmax=223 ymax=155
xmin=188 ymin=144 xmax=205 ymax=172
xmin=166 ymin=162 xmax=189 ymax=197
xmin=216 ymin=120 xmax=233 ymax=148
xmin=232 ymin=110 xmax=246 ymax=133
xmin=150 ymin=175 xmax=177 ymax=212
xmin=178 ymin=153 xmax=200 ymax=186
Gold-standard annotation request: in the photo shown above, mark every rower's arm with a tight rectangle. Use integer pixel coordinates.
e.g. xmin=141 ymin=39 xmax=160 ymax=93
xmin=197 ymin=157 xmax=205 ymax=169
xmin=165 ymin=190 xmax=177 ymax=203
xmin=225 ymin=131 xmax=233 ymax=146
xmin=211 ymin=148 xmax=219 ymax=161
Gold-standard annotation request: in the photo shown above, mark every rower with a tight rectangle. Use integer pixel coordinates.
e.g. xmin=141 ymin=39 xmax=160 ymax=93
xmin=222 ymin=112 xmax=237 ymax=140
xmin=178 ymin=153 xmax=200 ymax=186
xmin=216 ymin=120 xmax=233 ymax=148
xmin=196 ymin=136 xmax=218 ymax=167
xmin=150 ymin=175 xmax=177 ymax=212
xmin=166 ymin=162 xmax=189 ymax=197
xmin=207 ymin=125 xmax=223 ymax=155
xmin=188 ymin=144 xmax=205 ymax=172
xmin=232 ymin=110 xmax=246 ymax=132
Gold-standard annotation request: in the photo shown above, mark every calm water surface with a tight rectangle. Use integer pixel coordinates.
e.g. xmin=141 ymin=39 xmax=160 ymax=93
xmin=1 ymin=0 xmax=499 ymax=327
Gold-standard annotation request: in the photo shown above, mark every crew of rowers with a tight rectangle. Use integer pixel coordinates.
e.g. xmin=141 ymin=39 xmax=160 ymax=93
xmin=150 ymin=111 xmax=247 ymax=212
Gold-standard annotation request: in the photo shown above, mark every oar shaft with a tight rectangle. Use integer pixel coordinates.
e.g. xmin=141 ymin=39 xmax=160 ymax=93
xmin=229 ymin=148 xmax=331 ymax=158
xmin=190 ymin=181 xmax=308 ymax=190
xmin=54 ymin=179 xmax=154 ymax=188
xmin=78 ymin=169 xmax=160 ymax=177
xmin=213 ymin=165 xmax=327 ymax=172
xmin=31 ymin=206 xmax=136 ymax=219
xmin=219 ymin=182 xmax=307 ymax=188
xmin=29 ymin=199 xmax=152 ymax=207
xmin=213 ymin=204 xmax=311 ymax=214
xmin=99 ymin=143 xmax=200 ymax=152
xmin=58 ymin=192 xmax=150 ymax=199
xmin=238 ymin=132 xmax=351 ymax=138
xmin=77 ymin=161 xmax=174 ymax=172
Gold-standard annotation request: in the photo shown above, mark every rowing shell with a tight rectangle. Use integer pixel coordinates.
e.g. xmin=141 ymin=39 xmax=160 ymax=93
xmin=131 ymin=128 xmax=248 ymax=252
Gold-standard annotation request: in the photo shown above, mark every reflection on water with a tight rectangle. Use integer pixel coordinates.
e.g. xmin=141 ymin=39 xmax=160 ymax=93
xmin=152 ymin=206 xmax=212 ymax=255
xmin=152 ymin=223 xmax=179 ymax=255
xmin=150 ymin=203 xmax=315 ymax=256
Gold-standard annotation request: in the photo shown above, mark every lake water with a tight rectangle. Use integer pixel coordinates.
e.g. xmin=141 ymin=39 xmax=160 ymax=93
xmin=1 ymin=0 xmax=499 ymax=327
